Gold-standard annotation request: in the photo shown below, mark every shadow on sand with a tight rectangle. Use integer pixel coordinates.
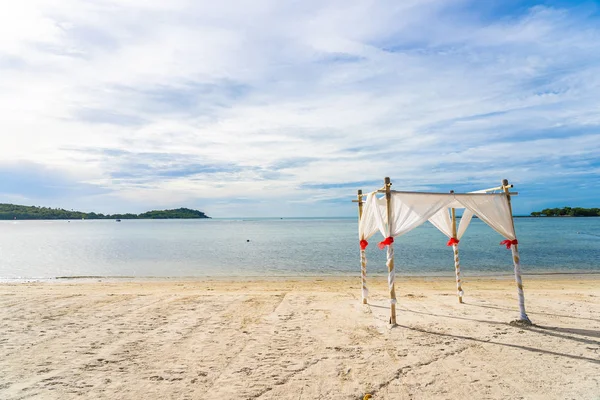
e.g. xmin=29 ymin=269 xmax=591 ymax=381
xmin=467 ymin=302 xmax=600 ymax=323
xmin=395 ymin=324 xmax=600 ymax=364
xmin=364 ymin=302 xmax=600 ymax=364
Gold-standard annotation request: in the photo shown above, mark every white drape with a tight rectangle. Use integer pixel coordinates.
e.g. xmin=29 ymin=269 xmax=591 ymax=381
xmin=363 ymin=193 xmax=388 ymax=238
xmin=428 ymin=208 xmax=453 ymax=238
xmin=391 ymin=193 xmax=455 ymax=237
xmin=358 ymin=192 xmax=379 ymax=304
xmin=358 ymin=192 xmax=383 ymax=241
xmin=427 ymin=206 xmax=471 ymax=302
xmin=364 ymin=193 xmax=455 ymax=239
xmin=457 ymin=209 xmax=473 ymax=239
xmin=362 ymin=192 xmax=515 ymax=241
xmin=428 ymin=207 xmax=474 ymax=240
xmin=454 ymin=194 xmax=515 ymax=240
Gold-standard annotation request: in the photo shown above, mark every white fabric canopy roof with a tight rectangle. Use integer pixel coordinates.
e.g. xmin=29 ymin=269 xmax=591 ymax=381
xmin=360 ymin=191 xmax=516 ymax=242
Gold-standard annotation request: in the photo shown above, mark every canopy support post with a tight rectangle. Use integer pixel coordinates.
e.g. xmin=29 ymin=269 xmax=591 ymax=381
xmin=384 ymin=177 xmax=397 ymax=325
xmin=357 ymin=189 xmax=368 ymax=304
xmin=503 ymin=179 xmax=531 ymax=324
xmin=451 ymin=207 xmax=464 ymax=303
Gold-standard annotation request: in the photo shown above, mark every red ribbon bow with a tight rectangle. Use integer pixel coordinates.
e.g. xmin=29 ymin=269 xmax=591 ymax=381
xmin=378 ymin=236 xmax=394 ymax=249
xmin=446 ymin=238 xmax=459 ymax=246
xmin=359 ymin=240 xmax=368 ymax=250
xmin=500 ymin=239 xmax=518 ymax=249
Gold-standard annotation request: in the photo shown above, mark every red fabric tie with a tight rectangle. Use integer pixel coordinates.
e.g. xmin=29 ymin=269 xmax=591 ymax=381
xmin=446 ymin=237 xmax=459 ymax=246
xmin=378 ymin=236 xmax=394 ymax=249
xmin=500 ymin=239 xmax=518 ymax=249
xmin=359 ymin=240 xmax=368 ymax=250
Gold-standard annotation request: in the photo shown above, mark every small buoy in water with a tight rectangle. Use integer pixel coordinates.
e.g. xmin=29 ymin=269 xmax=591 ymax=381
xmin=246 ymin=239 xmax=250 ymax=242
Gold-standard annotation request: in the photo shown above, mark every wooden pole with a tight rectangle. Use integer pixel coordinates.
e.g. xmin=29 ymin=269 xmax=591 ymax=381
xmin=479 ymin=184 xmax=513 ymax=193
xmin=357 ymin=189 xmax=364 ymax=218
xmin=451 ymin=207 xmax=463 ymax=303
xmin=502 ymin=179 xmax=531 ymax=323
xmin=357 ymin=190 xmax=368 ymax=304
xmin=384 ymin=177 xmax=397 ymax=325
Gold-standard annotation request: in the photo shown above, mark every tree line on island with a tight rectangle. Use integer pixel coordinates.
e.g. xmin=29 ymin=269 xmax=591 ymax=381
xmin=0 ymin=204 xmax=210 ymax=220
xmin=530 ymin=207 xmax=600 ymax=217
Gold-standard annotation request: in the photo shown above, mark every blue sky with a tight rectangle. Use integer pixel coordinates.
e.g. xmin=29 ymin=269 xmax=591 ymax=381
xmin=1 ymin=0 xmax=599 ymax=217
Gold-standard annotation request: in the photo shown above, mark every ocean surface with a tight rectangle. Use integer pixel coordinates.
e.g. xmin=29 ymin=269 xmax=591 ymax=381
xmin=0 ymin=218 xmax=599 ymax=280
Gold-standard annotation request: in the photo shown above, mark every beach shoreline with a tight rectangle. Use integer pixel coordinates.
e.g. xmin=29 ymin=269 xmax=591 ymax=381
xmin=3 ymin=270 xmax=600 ymax=285
xmin=1 ymin=276 xmax=598 ymax=399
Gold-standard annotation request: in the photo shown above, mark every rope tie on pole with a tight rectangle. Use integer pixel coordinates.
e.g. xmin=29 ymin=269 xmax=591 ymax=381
xmin=511 ymin=245 xmax=530 ymax=322
xmin=453 ymin=244 xmax=464 ymax=299
xmin=360 ymin=248 xmax=368 ymax=301
xmin=387 ymin=244 xmax=396 ymax=305
xmin=449 ymin=207 xmax=463 ymax=303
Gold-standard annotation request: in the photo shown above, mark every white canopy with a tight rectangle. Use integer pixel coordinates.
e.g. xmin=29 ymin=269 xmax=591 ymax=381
xmin=356 ymin=180 xmax=530 ymax=324
xmin=359 ymin=191 xmax=516 ymax=242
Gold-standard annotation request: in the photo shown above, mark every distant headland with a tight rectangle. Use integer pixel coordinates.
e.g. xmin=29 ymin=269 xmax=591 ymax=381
xmin=530 ymin=207 xmax=599 ymax=217
xmin=0 ymin=204 xmax=210 ymax=220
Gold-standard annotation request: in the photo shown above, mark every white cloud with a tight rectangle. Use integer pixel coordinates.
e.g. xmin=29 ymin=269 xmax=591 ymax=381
xmin=1 ymin=1 xmax=599 ymax=216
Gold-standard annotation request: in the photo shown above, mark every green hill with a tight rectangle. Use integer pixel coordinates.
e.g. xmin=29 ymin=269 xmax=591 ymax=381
xmin=0 ymin=204 xmax=210 ymax=220
xmin=530 ymin=207 xmax=600 ymax=217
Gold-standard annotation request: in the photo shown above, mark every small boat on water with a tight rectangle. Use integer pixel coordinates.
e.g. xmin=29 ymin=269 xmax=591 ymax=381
xmin=116 ymin=219 xmax=121 ymax=222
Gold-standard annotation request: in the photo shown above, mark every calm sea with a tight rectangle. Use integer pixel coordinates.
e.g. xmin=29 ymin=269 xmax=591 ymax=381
xmin=0 ymin=218 xmax=598 ymax=280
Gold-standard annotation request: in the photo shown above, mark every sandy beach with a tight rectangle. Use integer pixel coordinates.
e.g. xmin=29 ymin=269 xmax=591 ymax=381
xmin=1 ymin=275 xmax=598 ymax=399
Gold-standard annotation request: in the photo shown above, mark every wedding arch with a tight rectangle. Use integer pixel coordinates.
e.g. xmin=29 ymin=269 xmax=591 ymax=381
xmin=354 ymin=177 xmax=530 ymax=325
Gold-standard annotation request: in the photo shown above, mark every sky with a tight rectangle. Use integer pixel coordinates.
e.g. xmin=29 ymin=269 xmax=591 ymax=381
xmin=1 ymin=0 xmax=599 ymax=217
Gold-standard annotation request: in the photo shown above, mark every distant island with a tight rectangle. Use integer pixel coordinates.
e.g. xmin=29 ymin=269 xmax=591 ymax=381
xmin=0 ymin=204 xmax=210 ymax=220
xmin=530 ymin=207 xmax=600 ymax=217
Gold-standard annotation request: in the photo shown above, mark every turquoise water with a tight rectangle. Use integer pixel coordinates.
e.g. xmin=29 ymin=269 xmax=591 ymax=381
xmin=0 ymin=218 xmax=598 ymax=279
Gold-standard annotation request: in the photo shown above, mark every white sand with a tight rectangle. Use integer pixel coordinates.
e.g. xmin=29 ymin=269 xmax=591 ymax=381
xmin=1 ymin=275 xmax=599 ymax=399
